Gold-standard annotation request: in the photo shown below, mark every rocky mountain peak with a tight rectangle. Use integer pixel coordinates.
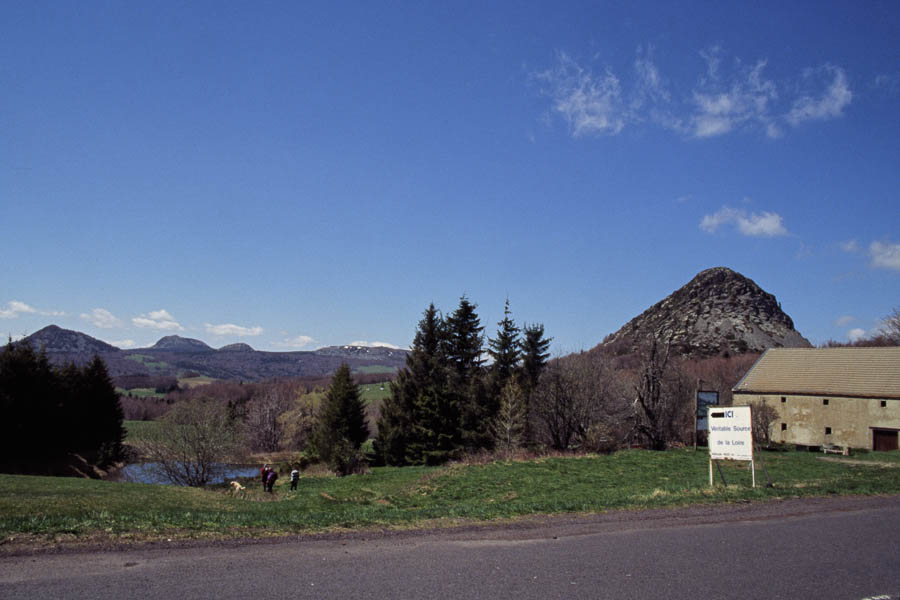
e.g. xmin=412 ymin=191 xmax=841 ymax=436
xmin=218 ymin=342 xmax=255 ymax=352
xmin=148 ymin=335 xmax=214 ymax=353
xmin=601 ymin=267 xmax=811 ymax=357
xmin=18 ymin=325 xmax=120 ymax=354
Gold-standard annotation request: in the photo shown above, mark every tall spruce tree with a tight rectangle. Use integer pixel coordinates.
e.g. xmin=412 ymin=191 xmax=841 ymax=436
xmin=488 ymin=299 xmax=521 ymax=394
xmin=444 ymin=296 xmax=491 ymax=450
xmin=374 ymin=303 xmax=459 ymax=465
xmin=520 ymin=323 xmax=552 ymax=395
xmin=314 ymin=363 xmax=369 ymax=475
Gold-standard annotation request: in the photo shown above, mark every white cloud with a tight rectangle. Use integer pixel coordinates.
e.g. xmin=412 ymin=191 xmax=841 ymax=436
xmin=687 ymin=59 xmax=778 ymax=139
xmin=274 ymin=335 xmax=315 ymax=349
xmin=870 ymin=241 xmax=900 ymax=270
xmin=534 ymin=46 xmax=851 ymax=140
xmin=786 ymin=65 xmax=852 ymax=126
xmin=132 ymin=309 xmax=184 ymax=331
xmin=0 ymin=300 xmax=64 ymax=319
xmin=204 ymin=323 xmax=263 ymax=337
xmin=80 ymin=308 xmax=122 ymax=329
xmin=835 ymin=315 xmax=855 ymax=327
xmin=847 ymin=328 xmax=867 ymax=342
xmin=840 ymin=240 xmax=860 ymax=253
xmin=535 ymin=52 xmax=626 ymax=136
xmin=700 ymin=206 xmax=788 ymax=237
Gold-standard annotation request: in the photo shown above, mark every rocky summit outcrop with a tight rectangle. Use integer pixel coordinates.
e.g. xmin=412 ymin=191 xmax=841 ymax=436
xmin=600 ymin=267 xmax=811 ymax=358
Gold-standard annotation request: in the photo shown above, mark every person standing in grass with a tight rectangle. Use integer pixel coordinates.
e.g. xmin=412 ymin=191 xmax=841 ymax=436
xmin=266 ymin=468 xmax=278 ymax=493
xmin=290 ymin=466 xmax=299 ymax=491
xmin=260 ymin=464 xmax=270 ymax=491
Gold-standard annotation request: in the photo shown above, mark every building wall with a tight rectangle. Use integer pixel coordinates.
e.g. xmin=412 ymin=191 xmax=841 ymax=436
xmin=733 ymin=393 xmax=900 ymax=449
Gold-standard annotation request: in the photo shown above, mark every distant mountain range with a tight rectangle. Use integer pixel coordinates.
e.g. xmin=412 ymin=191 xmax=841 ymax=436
xmin=598 ymin=266 xmax=811 ymax=357
xmin=12 ymin=266 xmax=810 ymax=379
xmin=15 ymin=325 xmax=409 ymax=381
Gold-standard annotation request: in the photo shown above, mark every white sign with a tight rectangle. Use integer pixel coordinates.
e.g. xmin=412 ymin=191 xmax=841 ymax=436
xmin=708 ymin=406 xmax=753 ymax=461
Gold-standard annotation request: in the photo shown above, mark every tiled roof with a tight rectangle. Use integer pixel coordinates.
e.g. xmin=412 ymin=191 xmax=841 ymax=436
xmin=733 ymin=347 xmax=900 ymax=399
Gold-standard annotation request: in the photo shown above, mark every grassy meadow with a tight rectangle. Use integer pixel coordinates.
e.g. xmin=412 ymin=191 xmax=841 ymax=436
xmin=1 ymin=449 xmax=899 ymax=548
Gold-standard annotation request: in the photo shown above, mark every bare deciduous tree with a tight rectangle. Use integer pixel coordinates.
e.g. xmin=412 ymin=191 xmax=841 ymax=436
xmin=748 ymin=400 xmax=780 ymax=447
xmin=630 ymin=340 xmax=693 ymax=450
xmin=136 ymin=399 xmax=245 ymax=487
xmin=245 ymin=383 xmax=293 ymax=452
xmin=531 ymin=354 xmax=624 ymax=451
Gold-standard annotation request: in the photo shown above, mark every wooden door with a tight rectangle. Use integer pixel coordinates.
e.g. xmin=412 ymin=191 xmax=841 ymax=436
xmin=873 ymin=429 xmax=899 ymax=452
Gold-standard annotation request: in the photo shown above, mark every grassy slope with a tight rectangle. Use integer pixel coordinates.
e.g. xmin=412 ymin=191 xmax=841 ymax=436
xmin=1 ymin=450 xmax=899 ymax=544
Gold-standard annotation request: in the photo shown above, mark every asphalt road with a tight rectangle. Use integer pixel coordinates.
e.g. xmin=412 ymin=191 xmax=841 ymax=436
xmin=2 ymin=495 xmax=898 ymax=600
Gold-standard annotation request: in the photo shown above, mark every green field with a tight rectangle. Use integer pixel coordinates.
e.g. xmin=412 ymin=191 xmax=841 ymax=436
xmin=1 ymin=449 xmax=898 ymax=549
xmin=123 ymin=420 xmax=165 ymax=442
xmin=358 ymin=382 xmax=391 ymax=405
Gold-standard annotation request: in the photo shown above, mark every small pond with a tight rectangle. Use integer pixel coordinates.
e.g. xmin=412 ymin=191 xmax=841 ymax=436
xmin=115 ymin=463 xmax=260 ymax=485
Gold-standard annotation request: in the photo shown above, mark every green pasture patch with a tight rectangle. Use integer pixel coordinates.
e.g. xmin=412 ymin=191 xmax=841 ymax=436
xmin=354 ymin=366 xmax=397 ymax=375
xmin=358 ymin=383 xmax=391 ymax=405
xmin=124 ymin=355 xmax=171 ymax=373
xmin=2 ymin=449 xmax=898 ymax=547
xmin=124 ymin=420 xmax=164 ymax=443
xmin=179 ymin=376 xmax=216 ymax=388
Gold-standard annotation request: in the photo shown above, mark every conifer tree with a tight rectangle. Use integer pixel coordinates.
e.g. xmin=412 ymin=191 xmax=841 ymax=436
xmin=375 ymin=303 xmax=459 ymax=465
xmin=520 ymin=323 xmax=552 ymax=396
xmin=444 ymin=296 xmax=492 ymax=450
xmin=314 ymin=363 xmax=369 ymax=475
xmin=488 ymin=299 xmax=521 ymax=395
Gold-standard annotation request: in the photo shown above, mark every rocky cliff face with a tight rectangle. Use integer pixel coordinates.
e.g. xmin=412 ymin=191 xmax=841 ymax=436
xmin=601 ymin=267 xmax=811 ymax=357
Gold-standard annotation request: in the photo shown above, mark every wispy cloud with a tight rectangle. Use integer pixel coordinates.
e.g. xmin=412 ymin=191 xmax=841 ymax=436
xmin=700 ymin=206 xmax=788 ymax=237
xmin=274 ymin=335 xmax=315 ymax=349
xmin=786 ymin=65 xmax=852 ymax=126
xmin=204 ymin=323 xmax=263 ymax=337
xmin=870 ymin=241 xmax=900 ymax=270
xmin=839 ymin=240 xmax=860 ymax=253
xmin=688 ymin=52 xmax=778 ymax=138
xmin=132 ymin=309 xmax=184 ymax=331
xmin=0 ymin=300 xmax=64 ymax=319
xmin=535 ymin=46 xmax=851 ymax=140
xmin=80 ymin=308 xmax=122 ymax=329
xmin=834 ymin=315 xmax=855 ymax=327
xmin=535 ymin=51 xmax=625 ymax=137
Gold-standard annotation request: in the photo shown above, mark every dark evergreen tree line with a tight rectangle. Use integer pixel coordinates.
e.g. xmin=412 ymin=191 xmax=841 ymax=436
xmin=374 ymin=297 xmax=551 ymax=466
xmin=0 ymin=341 xmax=125 ymax=474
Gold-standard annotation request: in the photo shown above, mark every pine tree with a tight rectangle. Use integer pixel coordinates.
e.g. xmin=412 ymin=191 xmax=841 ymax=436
xmin=444 ymin=296 xmax=492 ymax=450
xmin=520 ymin=323 xmax=552 ymax=396
xmin=488 ymin=299 xmax=521 ymax=395
xmin=443 ymin=296 xmax=484 ymax=377
xmin=375 ymin=303 xmax=459 ymax=465
xmin=80 ymin=356 xmax=125 ymax=467
xmin=314 ymin=363 xmax=369 ymax=475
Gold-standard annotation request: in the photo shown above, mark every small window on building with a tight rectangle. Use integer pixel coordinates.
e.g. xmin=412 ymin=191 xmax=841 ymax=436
xmin=781 ymin=396 xmax=786 ymax=403
xmin=881 ymin=401 xmax=887 ymax=408
xmin=781 ymin=423 xmax=787 ymax=431
xmin=823 ymin=399 xmax=829 ymax=406
xmin=825 ymin=427 xmax=832 ymax=435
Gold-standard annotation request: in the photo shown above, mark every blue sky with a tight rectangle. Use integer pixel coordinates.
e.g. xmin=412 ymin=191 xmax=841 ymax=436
xmin=2 ymin=1 xmax=898 ymax=353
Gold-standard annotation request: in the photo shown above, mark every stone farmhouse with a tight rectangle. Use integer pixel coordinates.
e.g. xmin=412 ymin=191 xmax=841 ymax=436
xmin=732 ymin=347 xmax=900 ymax=451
